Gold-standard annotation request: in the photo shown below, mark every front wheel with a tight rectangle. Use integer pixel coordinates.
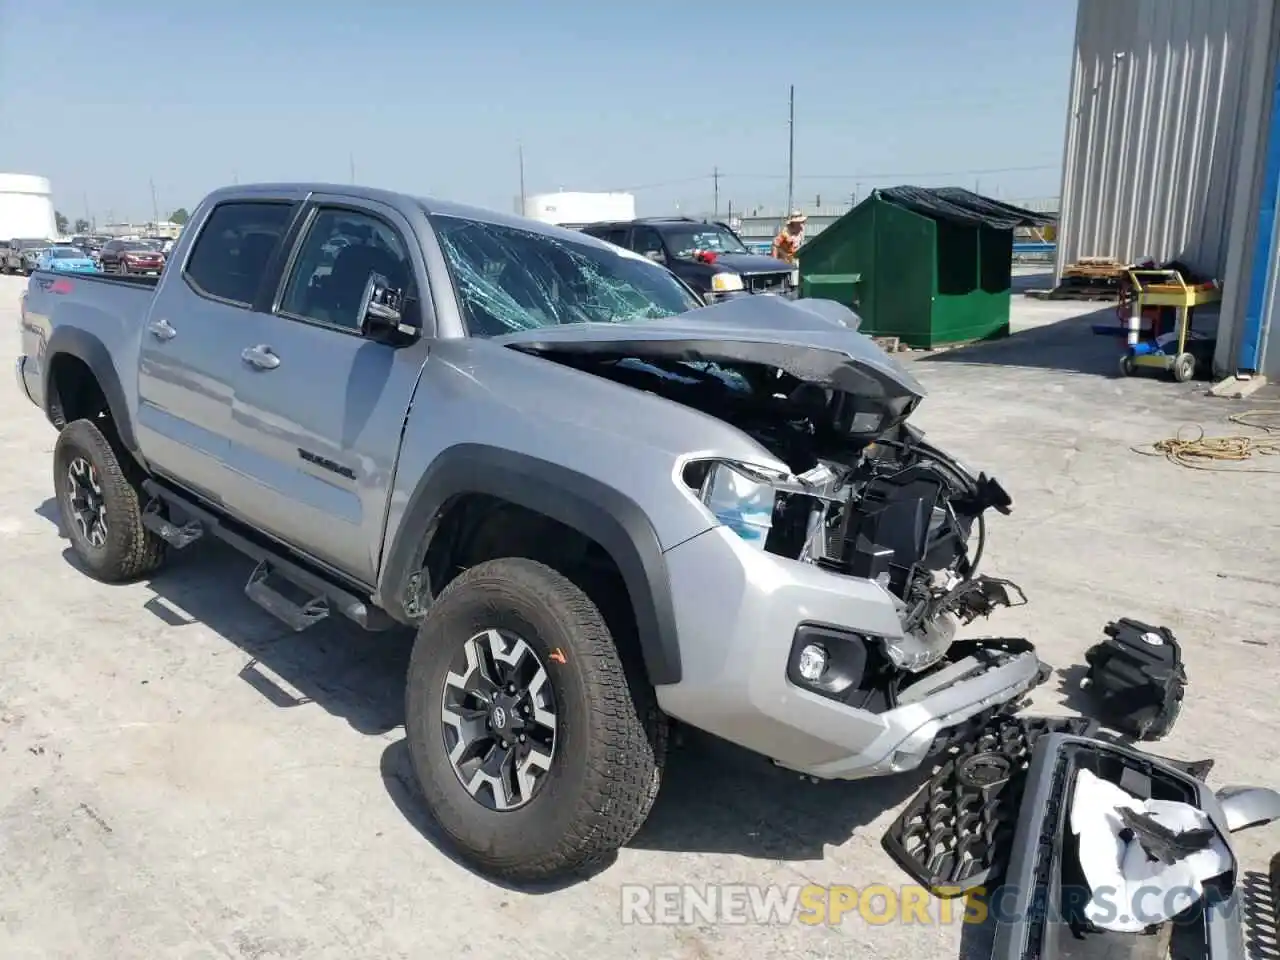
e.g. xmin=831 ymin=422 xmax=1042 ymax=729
xmin=404 ymin=557 xmax=664 ymax=884
xmin=53 ymin=419 xmax=166 ymax=582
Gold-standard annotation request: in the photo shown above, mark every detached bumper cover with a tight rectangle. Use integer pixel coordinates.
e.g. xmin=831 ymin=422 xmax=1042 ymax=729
xmin=993 ymin=734 xmax=1242 ymax=960
xmin=885 ymin=722 xmax=1246 ymax=960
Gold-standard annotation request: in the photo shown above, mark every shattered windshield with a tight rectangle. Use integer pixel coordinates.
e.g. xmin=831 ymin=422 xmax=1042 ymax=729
xmin=432 ymin=214 xmax=703 ymax=337
xmin=662 ymin=226 xmax=749 ymax=259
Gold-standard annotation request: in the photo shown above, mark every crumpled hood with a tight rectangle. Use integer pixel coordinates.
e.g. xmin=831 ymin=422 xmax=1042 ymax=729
xmin=493 ymin=292 xmax=925 ymax=404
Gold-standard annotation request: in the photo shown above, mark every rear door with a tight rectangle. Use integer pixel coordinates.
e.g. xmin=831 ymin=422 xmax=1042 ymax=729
xmin=222 ymin=194 xmax=434 ymax=584
xmin=135 ymin=197 xmax=299 ymax=503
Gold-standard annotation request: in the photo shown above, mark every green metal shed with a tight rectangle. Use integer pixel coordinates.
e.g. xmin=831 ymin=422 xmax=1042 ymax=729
xmin=796 ymin=187 xmax=1055 ymax=348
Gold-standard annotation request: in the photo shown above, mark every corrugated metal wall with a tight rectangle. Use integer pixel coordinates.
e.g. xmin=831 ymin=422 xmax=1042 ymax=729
xmin=1057 ymin=0 xmax=1274 ymax=278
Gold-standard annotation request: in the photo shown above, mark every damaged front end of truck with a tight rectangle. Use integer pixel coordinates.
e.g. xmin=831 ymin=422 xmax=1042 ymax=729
xmin=499 ymin=295 xmax=1039 ymax=748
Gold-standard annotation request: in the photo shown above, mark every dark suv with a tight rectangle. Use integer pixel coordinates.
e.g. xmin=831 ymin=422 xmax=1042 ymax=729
xmin=581 ymin=217 xmax=798 ymax=301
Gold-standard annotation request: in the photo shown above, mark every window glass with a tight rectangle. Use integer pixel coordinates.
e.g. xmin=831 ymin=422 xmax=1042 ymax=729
xmin=661 ymin=225 xmax=748 ymax=258
xmin=183 ymin=201 xmax=293 ymax=306
xmin=431 ymin=214 xmax=702 ymax=337
xmin=631 ymin=227 xmax=665 ymax=259
xmin=279 ymin=208 xmax=413 ymax=330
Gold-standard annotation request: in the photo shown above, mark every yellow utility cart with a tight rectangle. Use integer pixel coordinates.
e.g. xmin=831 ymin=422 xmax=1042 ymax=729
xmin=1119 ymin=269 xmax=1222 ymax=382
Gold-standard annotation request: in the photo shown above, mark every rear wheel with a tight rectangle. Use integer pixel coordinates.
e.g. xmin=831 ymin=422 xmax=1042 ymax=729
xmin=53 ymin=419 xmax=166 ymax=583
xmin=404 ymin=557 xmax=664 ymax=884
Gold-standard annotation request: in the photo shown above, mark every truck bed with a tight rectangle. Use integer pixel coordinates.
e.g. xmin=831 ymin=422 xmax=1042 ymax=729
xmin=18 ymin=268 xmax=163 ymax=415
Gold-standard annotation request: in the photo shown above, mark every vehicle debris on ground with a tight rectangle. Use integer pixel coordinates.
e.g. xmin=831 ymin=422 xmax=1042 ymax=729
xmin=880 ymin=624 xmax=1276 ymax=960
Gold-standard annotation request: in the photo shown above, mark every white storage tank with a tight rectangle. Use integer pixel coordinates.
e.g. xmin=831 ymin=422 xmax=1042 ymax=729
xmin=0 ymin=173 xmax=56 ymax=241
xmin=522 ymin=191 xmax=636 ymax=229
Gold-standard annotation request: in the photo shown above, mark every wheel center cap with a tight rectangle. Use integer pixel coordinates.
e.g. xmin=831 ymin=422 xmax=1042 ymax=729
xmin=491 ymin=706 xmax=509 ymax=731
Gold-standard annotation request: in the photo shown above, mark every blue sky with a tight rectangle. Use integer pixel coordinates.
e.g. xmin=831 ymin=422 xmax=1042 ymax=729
xmin=0 ymin=1 xmax=1077 ymax=224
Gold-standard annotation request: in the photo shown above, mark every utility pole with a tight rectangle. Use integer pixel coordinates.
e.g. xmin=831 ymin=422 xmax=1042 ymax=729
xmin=518 ymin=143 xmax=527 ymax=213
xmin=232 ymin=169 xmax=239 ymax=185
xmin=149 ymin=178 xmax=160 ymax=226
xmin=713 ymin=166 xmax=720 ymax=216
xmin=350 ymin=154 xmax=356 ymax=184
xmin=786 ymin=84 xmax=795 ymax=216
xmin=83 ymin=192 xmax=91 ymax=229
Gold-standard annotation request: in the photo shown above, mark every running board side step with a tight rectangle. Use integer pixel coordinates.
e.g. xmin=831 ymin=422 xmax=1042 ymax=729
xmin=140 ymin=479 xmax=397 ymax=633
xmin=141 ymin=499 xmax=205 ymax=548
xmin=245 ymin=560 xmax=330 ymax=632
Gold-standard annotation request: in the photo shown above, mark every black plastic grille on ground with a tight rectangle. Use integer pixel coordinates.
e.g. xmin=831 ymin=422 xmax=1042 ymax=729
xmin=882 ymin=715 xmax=1097 ymax=897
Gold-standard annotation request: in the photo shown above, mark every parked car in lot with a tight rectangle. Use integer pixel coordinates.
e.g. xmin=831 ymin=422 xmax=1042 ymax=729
xmin=98 ymin=238 xmax=165 ymax=275
xmin=581 ymin=216 xmax=800 ymax=301
xmin=16 ymin=182 xmax=1032 ymax=884
xmin=4 ymin=237 xmax=52 ymax=274
xmin=35 ymin=245 xmax=101 ymax=274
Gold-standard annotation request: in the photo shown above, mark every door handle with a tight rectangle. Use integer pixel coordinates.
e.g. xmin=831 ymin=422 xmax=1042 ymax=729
xmin=241 ymin=345 xmax=281 ymax=370
xmin=147 ymin=318 xmax=177 ymax=341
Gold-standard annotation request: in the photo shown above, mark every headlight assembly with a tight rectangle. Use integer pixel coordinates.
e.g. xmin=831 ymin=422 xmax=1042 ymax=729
xmin=682 ymin=457 xmax=841 ymax=551
xmin=710 ymin=272 xmax=744 ymax=293
xmin=693 ymin=460 xmax=780 ymax=549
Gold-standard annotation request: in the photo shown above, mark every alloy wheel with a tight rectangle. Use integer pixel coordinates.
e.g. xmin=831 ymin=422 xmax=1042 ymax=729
xmin=440 ymin=628 xmax=558 ymax=811
xmin=66 ymin=456 xmax=108 ymax=548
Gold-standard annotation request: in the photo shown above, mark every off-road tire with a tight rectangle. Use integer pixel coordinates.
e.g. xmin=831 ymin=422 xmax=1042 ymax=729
xmin=404 ymin=557 xmax=664 ymax=884
xmin=53 ymin=418 xmax=166 ymax=583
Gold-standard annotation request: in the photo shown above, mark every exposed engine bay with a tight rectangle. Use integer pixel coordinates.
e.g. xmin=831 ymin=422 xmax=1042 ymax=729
xmin=533 ymin=348 xmax=1027 ymax=680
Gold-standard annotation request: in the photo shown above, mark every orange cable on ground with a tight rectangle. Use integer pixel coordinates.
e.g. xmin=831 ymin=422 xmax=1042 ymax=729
xmin=1133 ymin=409 xmax=1280 ymax=473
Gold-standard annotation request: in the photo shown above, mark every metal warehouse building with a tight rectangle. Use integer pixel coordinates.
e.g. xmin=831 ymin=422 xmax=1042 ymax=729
xmin=1058 ymin=0 xmax=1280 ymax=380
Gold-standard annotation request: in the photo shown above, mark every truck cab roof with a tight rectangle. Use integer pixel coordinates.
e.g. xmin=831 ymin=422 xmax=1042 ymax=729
xmin=200 ymin=182 xmax=615 ymax=253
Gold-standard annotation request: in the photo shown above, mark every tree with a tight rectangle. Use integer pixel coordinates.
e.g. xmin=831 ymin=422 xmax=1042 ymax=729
xmin=168 ymin=208 xmax=190 ymax=225
xmin=55 ymin=211 xmax=69 ymax=234
xmin=74 ymin=218 xmax=90 ymax=233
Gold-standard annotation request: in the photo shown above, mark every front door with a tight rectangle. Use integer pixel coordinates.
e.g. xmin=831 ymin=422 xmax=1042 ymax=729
xmin=223 ymin=197 xmax=432 ymax=585
xmin=136 ymin=198 xmax=296 ymax=503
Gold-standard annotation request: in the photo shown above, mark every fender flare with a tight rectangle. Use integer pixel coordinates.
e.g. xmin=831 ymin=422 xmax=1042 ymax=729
xmin=43 ymin=326 xmax=140 ymax=458
xmin=379 ymin=444 xmax=683 ymax=686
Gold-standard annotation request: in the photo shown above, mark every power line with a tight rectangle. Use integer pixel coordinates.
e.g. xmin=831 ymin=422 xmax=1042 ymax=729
xmin=612 ymin=162 xmax=1060 ymax=193
xmin=733 ymin=162 xmax=1062 ymax=182
xmin=608 ymin=174 xmax=717 ymax=192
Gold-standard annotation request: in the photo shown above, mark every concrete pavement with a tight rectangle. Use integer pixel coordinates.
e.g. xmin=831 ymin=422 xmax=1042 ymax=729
xmin=1 ymin=273 xmax=1277 ymax=959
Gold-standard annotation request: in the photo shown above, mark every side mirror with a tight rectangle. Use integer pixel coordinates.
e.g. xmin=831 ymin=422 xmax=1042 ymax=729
xmin=644 ymin=249 xmax=666 ymax=264
xmin=359 ymin=273 xmax=418 ymax=345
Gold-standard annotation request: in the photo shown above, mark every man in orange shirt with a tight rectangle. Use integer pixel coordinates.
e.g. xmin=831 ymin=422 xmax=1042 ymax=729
xmin=771 ymin=211 xmax=807 ymax=264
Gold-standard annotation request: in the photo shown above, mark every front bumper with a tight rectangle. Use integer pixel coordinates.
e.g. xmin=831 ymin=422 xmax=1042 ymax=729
xmin=656 ymin=526 xmax=1043 ymax=780
xmin=704 ymin=287 xmax=799 ymax=304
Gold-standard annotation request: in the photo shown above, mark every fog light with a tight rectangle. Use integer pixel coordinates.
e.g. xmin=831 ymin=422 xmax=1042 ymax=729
xmin=797 ymin=643 xmax=828 ymax=682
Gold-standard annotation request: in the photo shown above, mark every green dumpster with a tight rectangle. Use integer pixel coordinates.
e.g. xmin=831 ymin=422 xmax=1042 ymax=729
xmin=799 ymin=272 xmax=861 ymax=308
xmin=795 ymin=187 xmax=1055 ymax=349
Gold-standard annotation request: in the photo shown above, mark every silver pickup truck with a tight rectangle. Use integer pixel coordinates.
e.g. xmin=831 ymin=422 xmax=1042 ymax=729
xmin=16 ymin=182 xmax=1042 ymax=883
